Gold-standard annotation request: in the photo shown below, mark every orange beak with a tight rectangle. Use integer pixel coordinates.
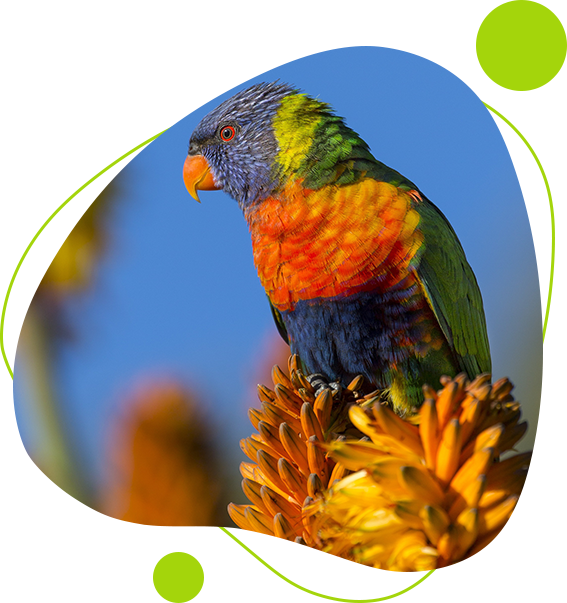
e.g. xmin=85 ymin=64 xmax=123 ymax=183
xmin=183 ymin=154 xmax=220 ymax=202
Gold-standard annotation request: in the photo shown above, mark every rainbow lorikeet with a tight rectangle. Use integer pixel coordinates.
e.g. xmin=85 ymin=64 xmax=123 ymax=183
xmin=183 ymin=82 xmax=491 ymax=415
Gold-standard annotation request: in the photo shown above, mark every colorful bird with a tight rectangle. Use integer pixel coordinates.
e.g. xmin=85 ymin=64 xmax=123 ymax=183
xmin=183 ymin=83 xmax=491 ymax=415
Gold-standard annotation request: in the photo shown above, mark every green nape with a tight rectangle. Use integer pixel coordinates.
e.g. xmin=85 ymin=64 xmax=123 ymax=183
xmin=273 ymin=92 xmax=416 ymax=190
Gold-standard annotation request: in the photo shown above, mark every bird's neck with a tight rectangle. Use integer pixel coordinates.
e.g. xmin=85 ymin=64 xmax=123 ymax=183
xmin=270 ymin=95 xmax=377 ymax=190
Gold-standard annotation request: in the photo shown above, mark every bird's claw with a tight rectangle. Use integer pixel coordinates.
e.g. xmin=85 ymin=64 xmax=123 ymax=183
xmin=306 ymin=373 xmax=343 ymax=398
xmin=327 ymin=381 xmax=343 ymax=398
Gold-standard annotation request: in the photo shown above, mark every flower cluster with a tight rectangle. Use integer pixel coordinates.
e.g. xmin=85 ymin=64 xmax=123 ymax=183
xmin=228 ymin=355 xmax=369 ymax=543
xmin=230 ymin=356 xmax=530 ymax=571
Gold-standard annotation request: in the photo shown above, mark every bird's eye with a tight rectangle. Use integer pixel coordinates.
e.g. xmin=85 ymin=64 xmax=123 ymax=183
xmin=220 ymin=125 xmax=236 ymax=142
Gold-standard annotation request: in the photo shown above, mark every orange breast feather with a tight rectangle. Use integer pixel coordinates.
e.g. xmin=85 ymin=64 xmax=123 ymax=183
xmin=245 ymin=179 xmax=424 ymax=312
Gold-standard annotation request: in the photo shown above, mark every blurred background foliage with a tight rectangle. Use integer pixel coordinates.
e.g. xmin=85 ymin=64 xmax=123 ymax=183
xmin=16 ymin=177 xmax=289 ymax=602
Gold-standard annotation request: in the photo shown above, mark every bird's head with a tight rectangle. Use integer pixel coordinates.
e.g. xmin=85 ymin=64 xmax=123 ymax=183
xmin=184 ymin=82 xmax=295 ymax=208
xmin=183 ymin=82 xmax=374 ymax=209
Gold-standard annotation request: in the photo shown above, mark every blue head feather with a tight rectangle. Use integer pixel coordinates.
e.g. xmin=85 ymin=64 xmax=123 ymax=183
xmin=189 ymin=82 xmax=296 ymax=209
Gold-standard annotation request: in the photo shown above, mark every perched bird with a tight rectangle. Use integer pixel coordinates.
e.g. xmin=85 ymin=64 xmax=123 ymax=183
xmin=183 ymin=82 xmax=491 ymax=415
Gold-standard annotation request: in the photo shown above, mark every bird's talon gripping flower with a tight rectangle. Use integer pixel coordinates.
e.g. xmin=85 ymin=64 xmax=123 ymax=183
xmin=230 ymin=356 xmax=531 ymax=571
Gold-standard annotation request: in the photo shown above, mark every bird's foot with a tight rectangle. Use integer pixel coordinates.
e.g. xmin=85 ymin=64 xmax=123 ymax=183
xmin=306 ymin=373 xmax=343 ymax=398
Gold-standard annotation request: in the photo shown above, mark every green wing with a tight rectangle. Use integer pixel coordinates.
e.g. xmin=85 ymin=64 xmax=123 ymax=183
xmin=415 ymin=198 xmax=492 ymax=378
xmin=269 ymin=297 xmax=289 ymax=345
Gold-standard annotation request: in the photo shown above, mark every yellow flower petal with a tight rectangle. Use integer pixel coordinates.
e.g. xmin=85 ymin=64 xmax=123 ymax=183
xmin=435 ymin=419 xmax=462 ymax=487
xmin=307 ymin=436 xmax=327 ymax=480
xmin=389 ymin=531 xmax=438 ymax=571
xmin=372 ymin=402 xmax=424 ymax=456
xmin=307 ymin=473 xmax=324 ymax=499
xmin=273 ymin=512 xmax=297 ymax=540
xmin=242 ymin=478 xmax=271 ymax=516
xmin=395 ymin=502 xmax=425 ymax=530
xmin=240 ymin=461 xmax=264 ymax=482
xmin=458 ymin=398 xmax=482 ymax=445
xmin=419 ymin=398 xmax=439 ymax=470
xmin=437 ymin=525 xmax=458 ymax=563
xmin=301 ymin=402 xmax=324 ymax=441
xmin=420 ymin=505 xmax=450 ymax=545
xmin=479 ymin=495 xmax=518 ymax=535
xmin=347 ymin=375 xmax=366 ymax=392
xmin=325 ymin=440 xmax=388 ymax=470
xmin=400 ymin=465 xmax=445 ymax=507
xmin=257 ymin=449 xmax=290 ymax=497
xmin=328 ymin=461 xmax=347 ymax=486
xmin=453 ymin=508 xmax=479 ymax=560
xmin=248 ymin=408 xmax=264 ymax=431
xmin=257 ymin=384 xmax=276 ymax=404
xmin=467 ymin=423 xmax=504 ymax=459
xmin=227 ymin=503 xmax=253 ymax=531
xmin=436 ymin=380 xmax=462 ymax=428
xmin=272 ymin=365 xmax=293 ymax=390
xmin=245 ymin=506 xmax=274 ymax=536
xmin=262 ymin=400 xmax=302 ymax=433
xmin=314 ymin=389 xmax=333 ymax=432
xmin=261 ymin=484 xmax=302 ymax=520
xmin=278 ymin=457 xmax=309 ymax=501
xmin=448 ymin=475 xmax=486 ymax=520
xmin=279 ymin=422 xmax=310 ymax=475
xmin=448 ymin=447 xmax=495 ymax=504
xmin=258 ymin=420 xmax=288 ymax=459
xmin=274 ymin=382 xmax=303 ymax=412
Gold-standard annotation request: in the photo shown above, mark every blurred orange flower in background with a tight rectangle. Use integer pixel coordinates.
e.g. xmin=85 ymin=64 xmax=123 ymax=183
xmin=101 ymin=380 xmax=223 ymax=526
xmin=99 ymin=379 xmax=225 ymax=601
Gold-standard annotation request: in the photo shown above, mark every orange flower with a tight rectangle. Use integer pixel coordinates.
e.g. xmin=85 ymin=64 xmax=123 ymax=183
xmin=102 ymin=380 xmax=221 ymax=526
xmin=230 ymin=357 xmax=530 ymax=571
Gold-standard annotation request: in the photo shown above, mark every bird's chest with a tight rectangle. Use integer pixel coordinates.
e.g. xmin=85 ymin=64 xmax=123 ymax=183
xmin=245 ymin=179 xmax=424 ymax=312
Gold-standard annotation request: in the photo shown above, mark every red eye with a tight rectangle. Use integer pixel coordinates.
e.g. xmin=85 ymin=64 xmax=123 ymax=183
xmin=220 ymin=125 xmax=236 ymax=141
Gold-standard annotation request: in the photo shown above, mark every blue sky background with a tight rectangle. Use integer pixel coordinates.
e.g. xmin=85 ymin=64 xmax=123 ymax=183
xmin=13 ymin=47 xmax=542 ymax=512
